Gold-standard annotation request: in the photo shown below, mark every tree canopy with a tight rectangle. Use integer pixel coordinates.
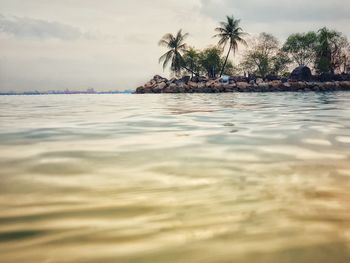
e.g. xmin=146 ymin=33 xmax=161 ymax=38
xmin=241 ymin=33 xmax=291 ymax=77
xmin=282 ymin=32 xmax=318 ymax=67
xmin=158 ymin=17 xmax=349 ymax=79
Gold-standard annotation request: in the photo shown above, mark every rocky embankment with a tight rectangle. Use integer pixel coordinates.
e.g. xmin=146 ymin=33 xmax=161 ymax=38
xmin=135 ymin=75 xmax=350 ymax=94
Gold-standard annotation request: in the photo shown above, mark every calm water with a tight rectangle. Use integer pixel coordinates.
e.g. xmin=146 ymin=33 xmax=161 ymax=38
xmin=1 ymin=93 xmax=350 ymax=263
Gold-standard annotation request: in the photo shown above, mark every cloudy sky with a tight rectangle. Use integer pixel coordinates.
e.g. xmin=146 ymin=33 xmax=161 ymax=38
xmin=0 ymin=0 xmax=349 ymax=91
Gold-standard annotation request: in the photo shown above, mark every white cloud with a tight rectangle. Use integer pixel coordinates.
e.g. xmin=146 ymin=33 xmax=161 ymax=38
xmin=0 ymin=14 xmax=89 ymax=40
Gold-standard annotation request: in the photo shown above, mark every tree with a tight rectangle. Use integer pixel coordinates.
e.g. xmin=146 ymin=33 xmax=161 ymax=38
xmin=282 ymin=32 xmax=317 ymax=67
xmin=271 ymin=51 xmax=292 ymax=76
xmin=158 ymin=30 xmax=197 ymax=76
xmin=345 ymin=46 xmax=350 ymax=73
xmin=315 ymin=27 xmax=349 ymax=74
xmin=214 ymin=15 xmax=247 ymax=77
xmin=240 ymin=33 xmax=280 ymax=78
xmin=222 ymin=60 xmax=238 ymax=76
xmin=199 ymin=47 xmax=222 ymax=78
xmin=182 ymin=47 xmax=201 ymax=77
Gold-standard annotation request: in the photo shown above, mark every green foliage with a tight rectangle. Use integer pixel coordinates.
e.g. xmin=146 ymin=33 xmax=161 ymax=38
xmin=158 ymin=20 xmax=349 ymax=78
xmin=222 ymin=60 xmax=238 ymax=76
xmin=315 ymin=27 xmax=349 ymax=74
xmin=346 ymin=47 xmax=350 ymax=73
xmin=214 ymin=15 xmax=247 ymax=77
xmin=282 ymin=32 xmax=318 ymax=66
xmin=271 ymin=51 xmax=292 ymax=76
xmin=198 ymin=47 xmax=222 ymax=78
xmin=158 ymin=30 xmax=189 ymax=76
xmin=182 ymin=47 xmax=201 ymax=77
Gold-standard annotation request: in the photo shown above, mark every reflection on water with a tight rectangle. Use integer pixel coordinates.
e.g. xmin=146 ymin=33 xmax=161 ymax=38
xmin=0 ymin=93 xmax=350 ymax=262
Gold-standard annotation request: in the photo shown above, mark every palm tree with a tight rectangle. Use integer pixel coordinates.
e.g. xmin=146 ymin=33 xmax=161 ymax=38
xmin=214 ymin=16 xmax=247 ymax=77
xmin=158 ymin=30 xmax=198 ymax=76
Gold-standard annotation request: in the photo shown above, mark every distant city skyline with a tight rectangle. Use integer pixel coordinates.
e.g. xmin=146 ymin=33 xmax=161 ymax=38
xmin=1 ymin=0 xmax=349 ymax=91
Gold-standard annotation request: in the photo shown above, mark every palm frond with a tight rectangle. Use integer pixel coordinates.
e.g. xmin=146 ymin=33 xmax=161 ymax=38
xmin=158 ymin=29 xmax=190 ymax=74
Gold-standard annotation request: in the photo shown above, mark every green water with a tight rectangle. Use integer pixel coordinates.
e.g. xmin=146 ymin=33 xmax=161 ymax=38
xmin=0 ymin=93 xmax=350 ymax=262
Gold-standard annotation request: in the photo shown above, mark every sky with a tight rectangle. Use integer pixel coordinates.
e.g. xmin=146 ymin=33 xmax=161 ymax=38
xmin=0 ymin=0 xmax=349 ymax=92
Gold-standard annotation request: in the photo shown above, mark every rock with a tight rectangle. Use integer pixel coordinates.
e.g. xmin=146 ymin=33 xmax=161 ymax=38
xmin=339 ymin=81 xmax=350 ymax=90
xmin=230 ymin=76 xmax=248 ymax=82
xmin=168 ymin=77 xmax=177 ymax=84
xmin=135 ymin=86 xmax=145 ymax=94
xmin=269 ymin=80 xmax=283 ymax=91
xmin=153 ymin=75 xmax=168 ymax=83
xmin=205 ymin=80 xmax=216 ymax=87
xmin=158 ymin=82 xmax=167 ymax=89
xmin=153 ymin=82 xmax=167 ymax=93
xmin=224 ymin=84 xmax=235 ymax=92
xmin=136 ymin=74 xmax=350 ymax=93
xmin=187 ymin=81 xmax=198 ymax=88
xmin=339 ymin=74 xmax=350 ymax=81
xmin=180 ymin=76 xmax=191 ymax=84
xmin=237 ymin=82 xmax=249 ymax=91
xmin=213 ymin=82 xmax=224 ymax=92
xmin=318 ymin=73 xmax=333 ymax=82
xmin=143 ymin=87 xmax=153 ymax=93
xmin=191 ymin=76 xmax=208 ymax=83
xmin=256 ymin=78 xmax=264 ymax=84
xmin=265 ymin=74 xmax=280 ymax=81
xmin=163 ymin=83 xmax=177 ymax=93
xmin=258 ymin=82 xmax=269 ymax=91
xmin=290 ymin=66 xmax=312 ymax=81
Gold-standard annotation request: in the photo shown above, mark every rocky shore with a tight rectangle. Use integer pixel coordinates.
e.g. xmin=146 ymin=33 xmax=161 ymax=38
xmin=135 ymin=75 xmax=350 ymax=94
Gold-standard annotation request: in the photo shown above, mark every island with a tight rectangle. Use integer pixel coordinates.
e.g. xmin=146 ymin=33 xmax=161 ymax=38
xmin=136 ymin=15 xmax=350 ymax=94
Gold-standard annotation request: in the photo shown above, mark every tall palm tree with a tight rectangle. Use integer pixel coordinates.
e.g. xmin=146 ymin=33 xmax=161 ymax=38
xmin=214 ymin=16 xmax=247 ymax=77
xmin=158 ymin=30 xmax=197 ymax=76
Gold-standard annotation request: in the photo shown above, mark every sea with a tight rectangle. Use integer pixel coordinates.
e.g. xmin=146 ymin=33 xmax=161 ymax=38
xmin=0 ymin=93 xmax=350 ymax=262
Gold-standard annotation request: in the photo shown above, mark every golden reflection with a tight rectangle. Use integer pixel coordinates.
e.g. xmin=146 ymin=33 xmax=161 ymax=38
xmin=0 ymin=93 xmax=350 ymax=262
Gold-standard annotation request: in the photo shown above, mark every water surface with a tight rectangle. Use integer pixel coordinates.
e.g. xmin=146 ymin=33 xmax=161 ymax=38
xmin=0 ymin=93 xmax=350 ymax=262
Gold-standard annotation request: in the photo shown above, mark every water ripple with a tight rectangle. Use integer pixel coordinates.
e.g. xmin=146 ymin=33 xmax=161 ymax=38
xmin=0 ymin=93 xmax=350 ymax=262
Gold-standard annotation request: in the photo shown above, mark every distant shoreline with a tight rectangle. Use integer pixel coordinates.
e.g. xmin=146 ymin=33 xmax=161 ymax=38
xmin=0 ymin=90 xmax=133 ymax=96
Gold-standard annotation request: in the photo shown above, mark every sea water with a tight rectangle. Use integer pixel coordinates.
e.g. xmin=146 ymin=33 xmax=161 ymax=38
xmin=0 ymin=93 xmax=350 ymax=262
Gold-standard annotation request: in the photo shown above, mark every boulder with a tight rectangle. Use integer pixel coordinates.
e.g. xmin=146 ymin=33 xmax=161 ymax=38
xmin=180 ymin=76 xmax=191 ymax=84
xmin=290 ymin=66 xmax=312 ymax=81
xmin=163 ymin=83 xmax=177 ymax=93
xmin=168 ymin=77 xmax=177 ymax=84
xmin=230 ymin=76 xmax=248 ymax=83
xmin=265 ymin=74 xmax=280 ymax=81
xmin=153 ymin=75 xmax=168 ymax=83
xmin=143 ymin=87 xmax=153 ymax=93
xmin=187 ymin=81 xmax=198 ymax=88
xmin=135 ymin=86 xmax=145 ymax=94
xmin=224 ymin=84 xmax=236 ymax=92
xmin=258 ymin=82 xmax=269 ymax=91
xmin=318 ymin=73 xmax=333 ymax=82
xmin=237 ymin=82 xmax=249 ymax=91
xmin=153 ymin=82 xmax=167 ymax=93
xmin=339 ymin=81 xmax=350 ymax=90
xmin=269 ymin=80 xmax=283 ymax=91
xmin=256 ymin=78 xmax=264 ymax=84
